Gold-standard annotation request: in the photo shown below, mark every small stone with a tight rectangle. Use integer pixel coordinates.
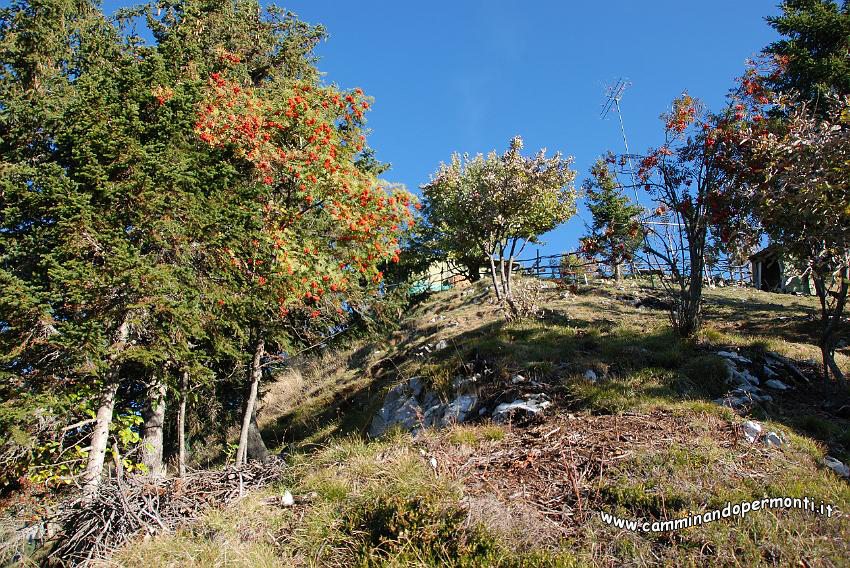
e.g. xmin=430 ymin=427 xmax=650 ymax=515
xmin=765 ymin=379 xmax=790 ymax=391
xmin=492 ymin=398 xmax=548 ymax=422
xmin=511 ymin=374 xmax=526 ymax=384
xmin=717 ymin=351 xmax=753 ymax=365
xmin=743 ymin=420 xmax=762 ymax=443
xmin=440 ymin=393 xmax=477 ymax=426
xmin=584 ymin=369 xmax=598 ymax=381
xmin=739 ymin=369 xmax=760 ymax=386
xmin=281 ymin=490 xmax=294 ymax=506
xmin=733 ymin=383 xmax=761 ymax=395
xmin=823 ymin=457 xmax=850 ymax=478
xmin=726 ymin=365 xmax=759 ymax=387
xmin=434 ymin=339 xmax=448 ymax=350
xmin=408 ymin=377 xmax=425 ymax=398
xmin=429 ymin=457 xmax=438 ymax=469
xmin=764 ymin=431 xmax=784 ymax=448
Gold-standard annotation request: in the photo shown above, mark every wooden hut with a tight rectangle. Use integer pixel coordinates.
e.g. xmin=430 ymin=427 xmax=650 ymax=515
xmin=749 ymin=246 xmax=813 ymax=294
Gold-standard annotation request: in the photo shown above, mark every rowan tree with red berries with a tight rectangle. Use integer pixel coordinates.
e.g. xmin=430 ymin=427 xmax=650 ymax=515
xmin=192 ymin=54 xmax=416 ymax=462
xmin=631 ymin=93 xmax=736 ymax=337
xmin=0 ymin=0 xmax=417 ymax=493
xmin=718 ymin=56 xmax=850 ymax=381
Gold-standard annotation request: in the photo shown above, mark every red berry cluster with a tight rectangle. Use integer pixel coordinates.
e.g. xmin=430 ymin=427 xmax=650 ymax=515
xmin=193 ymin=65 xmax=417 ymax=319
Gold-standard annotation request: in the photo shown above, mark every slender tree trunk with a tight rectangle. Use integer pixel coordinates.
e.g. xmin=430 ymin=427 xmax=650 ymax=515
xmin=177 ymin=369 xmax=188 ymax=477
xmin=82 ymin=381 xmax=119 ymax=497
xmin=488 ymin=254 xmax=503 ymax=302
xmin=814 ymin=268 xmax=848 ymax=382
xmin=141 ymin=376 xmax=167 ymax=477
xmin=82 ymin=318 xmax=130 ymax=497
xmin=111 ymin=439 xmax=124 ymax=481
xmin=614 ymin=261 xmax=622 ymax=283
xmin=499 ymin=256 xmax=508 ymax=300
xmin=236 ymin=337 xmax=264 ymax=466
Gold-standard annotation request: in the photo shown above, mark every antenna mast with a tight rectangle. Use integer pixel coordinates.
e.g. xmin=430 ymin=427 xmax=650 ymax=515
xmin=601 ymin=79 xmax=639 ymax=203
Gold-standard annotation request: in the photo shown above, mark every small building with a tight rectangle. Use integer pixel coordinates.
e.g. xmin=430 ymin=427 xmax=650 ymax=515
xmin=749 ymin=246 xmax=813 ymax=294
xmin=411 ymin=261 xmax=471 ymax=293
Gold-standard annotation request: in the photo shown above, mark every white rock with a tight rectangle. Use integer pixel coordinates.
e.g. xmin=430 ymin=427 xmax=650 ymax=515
xmin=435 ymin=339 xmax=448 ymax=350
xmin=764 ymin=431 xmax=784 ymax=448
xmin=511 ymin=374 xmax=526 ymax=384
xmin=743 ymin=420 xmax=762 ymax=443
xmin=429 ymin=457 xmax=438 ymax=469
xmin=717 ymin=351 xmax=753 ymax=364
xmin=584 ymin=369 xmax=598 ymax=381
xmin=282 ymin=490 xmax=294 ymax=506
xmin=492 ymin=398 xmax=548 ymax=422
xmin=727 ymin=366 xmax=759 ymax=387
xmin=765 ymin=379 xmax=790 ymax=391
xmin=440 ymin=393 xmax=477 ymax=426
xmin=823 ymin=457 xmax=850 ymax=478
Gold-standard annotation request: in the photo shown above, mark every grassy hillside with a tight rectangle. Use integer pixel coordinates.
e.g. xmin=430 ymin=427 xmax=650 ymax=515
xmin=113 ymin=280 xmax=850 ymax=567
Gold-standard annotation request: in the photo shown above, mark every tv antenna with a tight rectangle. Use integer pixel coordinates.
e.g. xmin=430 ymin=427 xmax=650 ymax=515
xmin=601 ymin=79 xmax=640 ymax=203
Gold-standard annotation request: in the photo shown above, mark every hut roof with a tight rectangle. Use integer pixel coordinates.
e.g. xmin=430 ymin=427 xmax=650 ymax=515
xmin=748 ymin=244 xmax=783 ymax=262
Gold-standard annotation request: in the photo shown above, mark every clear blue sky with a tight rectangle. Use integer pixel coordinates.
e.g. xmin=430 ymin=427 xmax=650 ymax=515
xmin=105 ymin=0 xmax=782 ymax=260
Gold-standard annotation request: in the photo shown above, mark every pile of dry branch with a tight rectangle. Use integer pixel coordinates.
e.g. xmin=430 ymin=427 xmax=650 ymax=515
xmin=49 ymin=459 xmax=286 ymax=565
xmin=432 ymin=412 xmax=739 ymax=540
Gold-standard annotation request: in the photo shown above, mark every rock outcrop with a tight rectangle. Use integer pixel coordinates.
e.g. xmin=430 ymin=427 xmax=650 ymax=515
xmin=369 ymin=372 xmax=554 ymax=436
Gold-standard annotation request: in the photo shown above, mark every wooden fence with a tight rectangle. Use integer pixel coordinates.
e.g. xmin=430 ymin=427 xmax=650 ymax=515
xmin=414 ymin=251 xmax=753 ymax=292
xmin=511 ymin=251 xmax=752 ymax=287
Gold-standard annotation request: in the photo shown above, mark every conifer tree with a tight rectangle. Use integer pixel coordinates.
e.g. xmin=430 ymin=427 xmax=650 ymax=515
xmin=579 ymin=157 xmax=643 ymax=283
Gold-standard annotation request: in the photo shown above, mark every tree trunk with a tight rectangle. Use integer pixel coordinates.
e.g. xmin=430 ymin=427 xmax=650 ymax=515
xmin=177 ymin=369 xmax=188 ymax=477
xmin=246 ymin=407 xmax=269 ymax=463
xmin=236 ymin=337 xmax=264 ymax=466
xmin=488 ymin=254 xmax=503 ymax=302
xmin=141 ymin=376 xmax=167 ymax=477
xmin=672 ymin=242 xmax=704 ymax=338
xmin=82 ymin=381 xmax=119 ymax=497
xmin=463 ymin=261 xmax=482 ymax=282
xmin=82 ymin=318 xmax=130 ymax=497
xmin=111 ymin=439 xmax=124 ymax=481
xmin=614 ymin=261 xmax=622 ymax=283
xmin=814 ymin=268 xmax=848 ymax=382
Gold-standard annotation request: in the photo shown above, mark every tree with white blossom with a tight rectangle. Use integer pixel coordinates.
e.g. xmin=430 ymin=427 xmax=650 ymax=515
xmin=421 ymin=137 xmax=577 ymax=318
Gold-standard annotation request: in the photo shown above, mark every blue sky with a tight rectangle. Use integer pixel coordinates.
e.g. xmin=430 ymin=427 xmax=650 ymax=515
xmin=105 ymin=0 xmax=782 ymax=260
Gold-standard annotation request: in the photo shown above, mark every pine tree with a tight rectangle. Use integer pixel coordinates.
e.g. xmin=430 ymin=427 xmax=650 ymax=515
xmin=764 ymin=0 xmax=850 ymax=102
xmin=580 ymin=157 xmax=643 ymax=283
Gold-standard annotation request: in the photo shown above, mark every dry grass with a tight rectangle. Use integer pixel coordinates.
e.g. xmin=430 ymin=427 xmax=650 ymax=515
xmin=111 ymin=280 xmax=850 ymax=567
